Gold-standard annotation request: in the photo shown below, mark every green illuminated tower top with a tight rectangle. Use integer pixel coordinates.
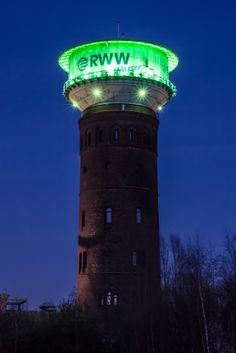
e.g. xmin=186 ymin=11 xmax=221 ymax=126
xmin=58 ymin=39 xmax=178 ymax=112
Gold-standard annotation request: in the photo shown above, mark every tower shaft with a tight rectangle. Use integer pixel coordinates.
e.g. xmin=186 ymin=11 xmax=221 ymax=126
xmin=78 ymin=104 xmax=160 ymax=312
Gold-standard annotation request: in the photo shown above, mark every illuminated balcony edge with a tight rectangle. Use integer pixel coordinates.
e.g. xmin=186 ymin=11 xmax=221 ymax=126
xmin=63 ymin=73 xmax=177 ymax=100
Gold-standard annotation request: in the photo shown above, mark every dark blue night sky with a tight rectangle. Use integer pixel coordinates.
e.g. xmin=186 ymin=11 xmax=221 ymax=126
xmin=0 ymin=0 xmax=235 ymax=309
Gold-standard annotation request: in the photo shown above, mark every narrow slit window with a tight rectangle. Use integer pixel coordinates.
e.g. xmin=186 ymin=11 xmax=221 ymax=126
xmin=132 ymin=252 xmax=137 ymax=266
xmin=113 ymin=294 xmax=118 ymax=306
xmin=136 ymin=208 xmax=141 ymax=224
xmin=106 ymin=208 xmax=112 ymax=224
xmin=129 ymin=129 xmax=134 ymax=141
xmin=79 ymin=253 xmax=82 ymax=273
xmin=81 ymin=211 xmax=85 ymax=228
xmin=106 ymin=292 xmax=112 ymax=305
xmin=114 ymin=129 xmax=119 ymax=141
xmin=82 ymin=252 xmax=87 ymax=272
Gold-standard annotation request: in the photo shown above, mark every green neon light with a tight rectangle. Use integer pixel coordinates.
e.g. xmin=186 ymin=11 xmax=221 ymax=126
xmin=58 ymin=40 xmax=178 ymax=95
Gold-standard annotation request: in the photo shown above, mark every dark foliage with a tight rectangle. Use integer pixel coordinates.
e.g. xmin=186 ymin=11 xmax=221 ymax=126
xmin=0 ymin=300 xmax=102 ymax=353
xmin=159 ymin=234 xmax=236 ymax=353
xmin=1 ymin=234 xmax=236 ymax=353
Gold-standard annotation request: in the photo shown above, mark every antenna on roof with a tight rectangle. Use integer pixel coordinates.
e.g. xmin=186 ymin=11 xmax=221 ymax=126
xmin=117 ymin=21 xmax=120 ymax=39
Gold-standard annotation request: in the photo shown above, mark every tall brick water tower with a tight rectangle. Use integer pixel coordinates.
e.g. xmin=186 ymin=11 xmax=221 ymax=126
xmin=58 ymin=40 xmax=178 ymax=315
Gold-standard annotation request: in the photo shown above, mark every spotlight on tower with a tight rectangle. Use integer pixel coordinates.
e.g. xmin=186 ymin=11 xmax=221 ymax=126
xmin=92 ymin=87 xmax=102 ymax=98
xmin=137 ymin=88 xmax=147 ymax=98
xmin=71 ymin=100 xmax=79 ymax=109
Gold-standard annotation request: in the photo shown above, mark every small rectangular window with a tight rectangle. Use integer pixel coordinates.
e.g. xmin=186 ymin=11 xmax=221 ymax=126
xmin=82 ymin=252 xmax=87 ymax=273
xmin=81 ymin=211 xmax=85 ymax=228
xmin=114 ymin=129 xmax=119 ymax=141
xmin=106 ymin=292 xmax=112 ymax=305
xmin=113 ymin=294 xmax=118 ymax=305
xmin=132 ymin=251 xmax=137 ymax=266
xmin=136 ymin=208 xmax=141 ymax=224
xmin=106 ymin=208 xmax=112 ymax=223
xmin=79 ymin=253 xmax=82 ymax=273
xmin=129 ymin=129 xmax=134 ymax=141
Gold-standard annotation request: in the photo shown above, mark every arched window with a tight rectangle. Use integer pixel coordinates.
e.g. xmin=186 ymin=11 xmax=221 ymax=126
xmin=113 ymin=294 xmax=118 ymax=306
xmin=81 ymin=211 xmax=85 ymax=228
xmin=113 ymin=129 xmax=119 ymax=141
xmin=136 ymin=162 xmax=142 ymax=170
xmin=132 ymin=251 xmax=137 ymax=266
xmin=105 ymin=208 xmax=112 ymax=223
xmin=98 ymin=292 xmax=118 ymax=307
xmin=106 ymin=292 xmax=112 ymax=305
xmin=128 ymin=128 xmax=134 ymax=141
xmin=79 ymin=253 xmax=82 ymax=273
xmin=136 ymin=208 xmax=141 ymax=224
xmin=83 ymin=166 xmax=87 ymax=174
xmin=82 ymin=252 xmax=87 ymax=272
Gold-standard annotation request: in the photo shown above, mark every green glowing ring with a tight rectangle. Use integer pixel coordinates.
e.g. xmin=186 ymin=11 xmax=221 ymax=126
xmin=58 ymin=39 xmax=178 ymax=73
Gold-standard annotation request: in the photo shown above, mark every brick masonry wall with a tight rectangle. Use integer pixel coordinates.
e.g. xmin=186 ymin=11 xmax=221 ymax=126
xmin=77 ymin=105 xmax=160 ymax=312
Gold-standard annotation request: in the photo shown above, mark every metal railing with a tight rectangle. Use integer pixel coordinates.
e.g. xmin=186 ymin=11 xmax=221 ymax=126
xmin=63 ymin=70 xmax=177 ymax=96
